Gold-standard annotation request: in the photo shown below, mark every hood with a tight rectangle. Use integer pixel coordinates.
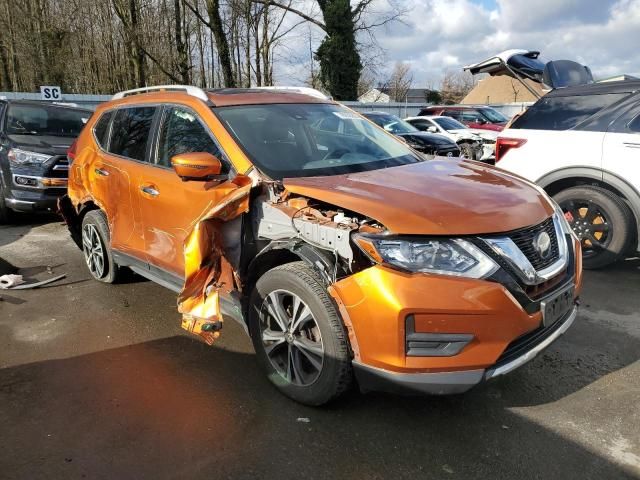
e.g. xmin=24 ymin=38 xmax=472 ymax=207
xmin=452 ymin=129 xmax=497 ymax=141
xmin=397 ymin=131 xmax=456 ymax=147
xmin=474 ymin=123 xmax=504 ymax=132
xmin=283 ymin=160 xmax=554 ymax=235
xmin=448 ymin=130 xmax=481 ymax=141
xmin=7 ymin=134 xmax=74 ymax=156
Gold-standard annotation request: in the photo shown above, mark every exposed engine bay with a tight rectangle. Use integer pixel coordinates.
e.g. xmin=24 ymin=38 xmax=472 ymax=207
xmin=175 ymin=177 xmax=383 ymax=345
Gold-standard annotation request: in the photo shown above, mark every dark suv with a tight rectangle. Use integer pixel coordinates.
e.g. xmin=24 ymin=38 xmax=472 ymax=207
xmin=0 ymin=100 xmax=91 ymax=222
xmin=418 ymin=106 xmax=508 ymax=132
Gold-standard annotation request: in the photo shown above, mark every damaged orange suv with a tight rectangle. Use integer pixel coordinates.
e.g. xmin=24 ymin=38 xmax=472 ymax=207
xmin=61 ymin=85 xmax=582 ymax=405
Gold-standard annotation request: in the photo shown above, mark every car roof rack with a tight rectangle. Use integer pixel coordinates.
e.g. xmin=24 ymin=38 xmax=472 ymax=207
xmin=112 ymin=85 xmax=209 ymax=102
xmin=253 ymin=86 xmax=331 ymax=100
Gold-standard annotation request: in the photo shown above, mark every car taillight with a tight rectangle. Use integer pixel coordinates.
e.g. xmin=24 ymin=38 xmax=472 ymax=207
xmin=67 ymin=139 xmax=78 ymax=163
xmin=495 ymin=137 xmax=526 ymax=162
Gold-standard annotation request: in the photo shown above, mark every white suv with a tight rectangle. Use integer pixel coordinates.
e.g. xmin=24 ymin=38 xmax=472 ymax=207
xmin=496 ymin=80 xmax=640 ymax=268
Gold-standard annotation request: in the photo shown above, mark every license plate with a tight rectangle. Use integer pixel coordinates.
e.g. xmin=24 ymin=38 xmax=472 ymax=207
xmin=541 ymin=286 xmax=574 ymax=327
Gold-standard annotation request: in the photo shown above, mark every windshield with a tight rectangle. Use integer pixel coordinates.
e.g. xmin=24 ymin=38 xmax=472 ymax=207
xmin=434 ymin=117 xmax=467 ymax=131
xmin=214 ymin=103 xmax=422 ymax=180
xmin=480 ymin=108 xmax=508 ymax=123
xmin=364 ymin=113 xmax=418 ymax=134
xmin=6 ymin=104 xmax=90 ymax=137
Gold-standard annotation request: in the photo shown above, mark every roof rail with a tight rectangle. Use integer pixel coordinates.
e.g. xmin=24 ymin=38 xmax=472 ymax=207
xmin=254 ymin=86 xmax=331 ymax=100
xmin=112 ymin=85 xmax=208 ymax=102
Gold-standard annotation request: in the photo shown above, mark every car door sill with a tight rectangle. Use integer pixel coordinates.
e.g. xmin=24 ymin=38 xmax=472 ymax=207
xmin=112 ymin=249 xmax=247 ymax=330
xmin=112 ymin=250 xmax=183 ymax=292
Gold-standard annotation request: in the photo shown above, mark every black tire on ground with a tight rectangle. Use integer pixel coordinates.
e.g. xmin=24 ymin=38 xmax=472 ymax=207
xmin=553 ymin=185 xmax=635 ymax=269
xmin=248 ymin=261 xmax=353 ymax=406
xmin=0 ymin=186 xmax=14 ymax=224
xmin=81 ymin=210 xmax=120 ymax=283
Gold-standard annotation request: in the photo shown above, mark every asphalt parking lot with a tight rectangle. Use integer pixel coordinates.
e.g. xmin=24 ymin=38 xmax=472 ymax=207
xmin=1 ymin=215 xmax=639 ymax=480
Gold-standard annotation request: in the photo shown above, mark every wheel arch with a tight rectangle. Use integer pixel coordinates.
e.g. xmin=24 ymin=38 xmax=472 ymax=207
xmin=245 ymin=241 xmax=337 ymax=296
xmin=538 ymin=167 xmax=640 ymax=252
xmin=59 ymin=195 xmax=102 ymax=250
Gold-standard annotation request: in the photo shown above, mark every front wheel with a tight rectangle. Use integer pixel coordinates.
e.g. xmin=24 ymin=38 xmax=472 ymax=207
xmin=248 ymin=262 xmax=353 ymax=405
xmin=553 ymin=186 xmax=634 ymax=269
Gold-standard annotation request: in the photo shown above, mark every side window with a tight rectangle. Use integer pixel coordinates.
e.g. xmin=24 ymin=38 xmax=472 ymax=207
xmin=108 ymin=106 xmax=156 ymax=161
xmin=460 ymin=110 xmax=481 ymax=122
xmin=93 ymin=111 xmax=113 ymax=150
xmin=156 ymin=106 xmax=225 ymax=169
xmin=444 ymin=110 xmax=461 ymax=121
xmin=628 ymin=115 xmax=640 ymax=133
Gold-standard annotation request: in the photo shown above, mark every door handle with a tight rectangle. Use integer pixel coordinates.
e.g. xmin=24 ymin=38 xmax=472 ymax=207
xmin=94 ymin=168 xmax=109 ymax=176
xmin=623 ymin=142 xmax=640 ymax=148
xmin=140 ymin=185 xmax=160 ymax=197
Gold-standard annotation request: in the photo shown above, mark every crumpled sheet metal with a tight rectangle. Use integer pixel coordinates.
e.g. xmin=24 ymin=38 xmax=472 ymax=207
xmin=177 ymin=176 xmax=252 ymax=345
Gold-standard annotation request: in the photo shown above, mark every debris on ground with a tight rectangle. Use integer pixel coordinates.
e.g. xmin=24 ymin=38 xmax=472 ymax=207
xmin=0 ymin=274 xmax=66 ymax=290
xmin=0 ymin=274 xmax=25 ymax=289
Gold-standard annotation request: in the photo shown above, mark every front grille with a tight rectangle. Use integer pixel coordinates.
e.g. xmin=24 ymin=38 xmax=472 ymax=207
xmin=48 ymin=156 xmax=69 ymax=178
xmin=509 ymin=217 xmax=559 ymax=270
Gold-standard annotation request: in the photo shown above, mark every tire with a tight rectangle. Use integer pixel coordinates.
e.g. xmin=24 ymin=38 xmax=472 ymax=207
xmin=553 ymin=186 xmax=634 ymax=269
xmin=81 ymin=210 xmax=120 ymax=283
xmin=248 ymin=262 xmax=353 ymax=405
xmin=0 ymin=186 xmax=14 ymax=224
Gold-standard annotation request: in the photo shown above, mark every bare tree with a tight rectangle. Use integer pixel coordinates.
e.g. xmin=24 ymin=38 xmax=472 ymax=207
xmin=385 ymin=61 xmax=413 ymax=102
xmin=440 ymin=70 xmax=475 ymax=104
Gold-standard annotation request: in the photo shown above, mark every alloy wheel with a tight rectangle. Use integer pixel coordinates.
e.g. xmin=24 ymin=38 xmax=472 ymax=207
xmin=560 ymin=199 xmax=611 ymax=258
xmin=259 ymin=289 xmax=324 ymax=387
xmin=82 ymin=223 xmax=105 ymax=278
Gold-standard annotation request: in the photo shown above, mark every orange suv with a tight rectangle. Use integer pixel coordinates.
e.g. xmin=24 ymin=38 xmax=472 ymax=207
xmin=61 ymin=85 xmax=582 ymax=405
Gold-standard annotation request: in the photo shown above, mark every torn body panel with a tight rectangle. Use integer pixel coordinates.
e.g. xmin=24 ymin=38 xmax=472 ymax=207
xmin=177 ymin=175 xmax=252 ymax=345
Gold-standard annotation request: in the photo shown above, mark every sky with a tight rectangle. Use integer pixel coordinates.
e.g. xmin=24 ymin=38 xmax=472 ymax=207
xmin=273 ymin=0 xmax=640 ymax=88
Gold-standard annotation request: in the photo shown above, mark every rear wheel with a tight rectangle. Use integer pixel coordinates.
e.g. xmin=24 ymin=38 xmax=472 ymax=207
xmin=553 ymin=186 xmax=634 ymax=269
xmin=248 ymin=262 xmax=353 ymax=405
xmin=81 ymin=210 xmax=120 ymax=283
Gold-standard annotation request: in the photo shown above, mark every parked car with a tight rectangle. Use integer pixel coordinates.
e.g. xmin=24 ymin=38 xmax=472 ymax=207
xmin=405 ymin=115 xmax=497 ymax=162
xmin=0 ymin=100 xmax=91 ymax=222
xmin=464 ymin=49 xmax=640 ymax=269
xmin=61 ymin=85 xmax=582 ymax=405
xmin=361 ymin=111 xmax=460 ymax=157
xmin=417 ymin=105 xmax=509 ymax=131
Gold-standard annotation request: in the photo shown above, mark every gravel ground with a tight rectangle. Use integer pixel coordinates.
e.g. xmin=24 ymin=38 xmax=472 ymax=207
xmin=1 ymin=216 xmax=639 ymax=480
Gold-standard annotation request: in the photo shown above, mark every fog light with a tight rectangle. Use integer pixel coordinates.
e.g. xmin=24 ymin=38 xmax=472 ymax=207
xmin=15 ymin=176 xmax=38 ymax=187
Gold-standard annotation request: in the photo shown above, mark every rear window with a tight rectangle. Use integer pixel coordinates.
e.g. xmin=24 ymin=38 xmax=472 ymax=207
xmin=108 ymin=107 xmax=156 ymax=161
xmin=511 ymin=93 xmax=627 ymax=130
xmin=93 ymin=111 xmax=113 ymax=149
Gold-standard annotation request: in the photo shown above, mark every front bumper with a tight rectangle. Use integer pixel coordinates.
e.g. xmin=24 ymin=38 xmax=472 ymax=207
xmin=329 ymin=236 xmax=582 ymax=395
xmin=4 ymin=184 xmax=66 ymax=213
xmin=353 ymin=306 xmax=577 ymax=395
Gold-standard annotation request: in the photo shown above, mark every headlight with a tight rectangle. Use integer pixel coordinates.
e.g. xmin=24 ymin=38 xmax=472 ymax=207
xmin=8 ymin=149 xmax=52 ymax=167
xmin=354 ymin=235 xmax=499 ymax=279
xmin=552 ymin=201 xmax=579 ymax=240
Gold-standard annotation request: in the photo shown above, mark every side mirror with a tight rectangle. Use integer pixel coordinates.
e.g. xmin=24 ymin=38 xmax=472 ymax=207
xmin=427 ymin=126 xmax=438 ymax=133
xmin=171 ymin=152 xmax=224 ymax=181
xmin=476 ymin=118 xmax=487 ymax=124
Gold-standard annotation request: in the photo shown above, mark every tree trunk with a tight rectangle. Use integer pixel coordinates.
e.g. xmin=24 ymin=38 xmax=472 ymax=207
xmin=175 ymin=0 xmax=190 ymax=83
xmin=206 ymin=0 xmax=235 ymax=87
